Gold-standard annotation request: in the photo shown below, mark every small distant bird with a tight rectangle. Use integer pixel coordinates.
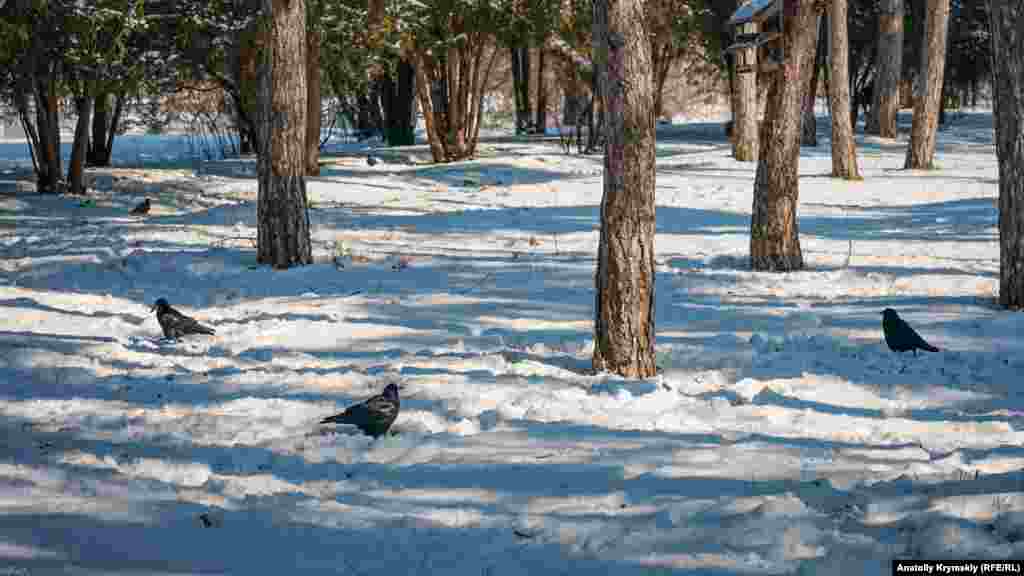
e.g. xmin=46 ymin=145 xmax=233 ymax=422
xmin=321 ymin=383 xmax=400 ymax=438
xmin=130 ymin=198 xmax=151 ymax=215
xmin=882 ymin=308 xmax=940 ymax=355
xmin=151 ymin=298 xmax=215 ymax=339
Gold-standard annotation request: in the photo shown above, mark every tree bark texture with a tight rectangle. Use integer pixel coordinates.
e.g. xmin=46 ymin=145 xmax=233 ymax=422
xmin=257 ymin=0 xmax=312 ymax=269
xmin=237 ymin=23 xmax=265 ymax=155
xmin=511 ymin=46 xmax=532 ymax=133
xmin=650 ymin=32 xmax=675 ymax=120
xmin=536 ymin=45 xmax=548 ymax=134
xmin=86 ymin=91 xmax=124 ymax=167
xmin=67 ymin=94 xmax=93 ymax=195
xmin=34 ymin=73 xmax=63 ymax=194
xmin=750 ymin=0 xmax=818 ymax=272
xmin=591 ymin=0 xmax=657 ymax=378
xmin=306 ymin=24 xmax=321 ymax=175
xmin=829 ymin=0 xmax=860 ymax=179
xmin=867 ymin=0 xmax=903 ymax=137
xmin=904 ymin=0 xmax=950 ymax=169
xmin=412 ymin=37 xmax=499 ymax=162
xmin=379 ymin=59 xmax=417 ymax=146
xmin=801 ymin=13 xmax=823 ymax=147
xmin=88 ymin=92 xmax=109 ymax=166
xmin=989 ymin=2 xmax=1024 ymax=309
xmin=734 ymin=46 xmax=758 ymax=161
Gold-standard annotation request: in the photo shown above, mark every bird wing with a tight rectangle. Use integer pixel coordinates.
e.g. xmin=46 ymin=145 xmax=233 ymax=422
xmin=165 ymin=310 xmax=215 ymax=335
xmin=322 ymin=402 xmax=368 ymax=425
xmin=906 ymin=323 xmax=938 ymax=351
xmin=905 ymin=317 xmax=937 ymax=350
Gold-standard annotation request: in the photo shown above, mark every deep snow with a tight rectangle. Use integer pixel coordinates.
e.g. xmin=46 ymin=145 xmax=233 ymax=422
xmin=2 ymin=110 xmax=1023 ymax=575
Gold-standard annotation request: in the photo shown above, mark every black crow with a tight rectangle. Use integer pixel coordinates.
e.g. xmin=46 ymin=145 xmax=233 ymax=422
xmin=130 ymin=198 xmax=151 ymax=215
xmin=151 ymin=298 xmax=216 ymax=339
xmin=321 ymin=383 xmax=400 ymax=438
xmin=882 ymin=308 xmax=939 ymax=355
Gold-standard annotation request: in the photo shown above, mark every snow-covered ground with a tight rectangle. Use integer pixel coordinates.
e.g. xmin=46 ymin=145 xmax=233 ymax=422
xmin=2 ymin=110 xmax=1023 ymax=575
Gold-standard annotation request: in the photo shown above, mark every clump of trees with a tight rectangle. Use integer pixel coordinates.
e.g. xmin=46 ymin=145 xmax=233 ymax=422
xmin=0 ymin=0 xmax=151 ymax=194
xmin=3 ymin=0 xmax=1021 ymax=370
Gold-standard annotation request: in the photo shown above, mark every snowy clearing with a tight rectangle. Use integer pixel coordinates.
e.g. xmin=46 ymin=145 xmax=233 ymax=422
xmin=2 ymin=111 xmax=1024 ymax=575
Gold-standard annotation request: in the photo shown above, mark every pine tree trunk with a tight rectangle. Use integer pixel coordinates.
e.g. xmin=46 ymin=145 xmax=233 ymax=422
xmin=535 ymin=46 xmax=548 ymax=134
xmin=938 ymin=79 xmax=947 ymax=126
xmin=801 ymin=13 xmax=823 ymax=147
xmin=651 ymin=42 xmax=672 ymax=120
xmin=238 ymin=23 xmax=264 ymax=156
xmin=734 ymin=46 xmax=758 ymax=161
xmin=35 ymin=74 xmax=63 ymax=194
xmin=592 ymin=0 xmax=657 ymax=378
xmin=306 ymin=25 xmax=321 ymax=176
xmin=87 ymin=92 xmax=109 ymax=167
xmin=412 ymin=52 xmax=446 ymax=163
xmin=829 ymin=0 xmax=860 ymax=179
xmin=990 ymin=2 xmax=1024 ymax=309
xmin=904 ymin=0 xmax=950 ymax=170
xmin=867 ymin=0 xmax=903 ymax=137
xmin=257 ymin=0 xmax=312 ymax=269
xmin=67 ymin=94 xmax=92 ymax=195
xmin=380 ymin=60 xmax=417 ymax=146
xmin=412 ymin=41 xmax=497 ymax=162
xmin=750 ymin=0 xmax=818 ymax=272
xmin=511 ymin=46 xmax=532 ymax=133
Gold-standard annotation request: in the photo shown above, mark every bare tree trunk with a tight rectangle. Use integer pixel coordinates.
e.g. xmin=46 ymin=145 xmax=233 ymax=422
xmin=904 ymin=0 xmax=950 ymax=169
xmin=34 ymin=73 xmax=63 ymax=194
xmin=87 ymin=90 xmax=126 ymax=167
xmin=535 ymin=45 xmax=548 ymax=134
xmin=829 ymin=0 xmax=860 ymax=179
xmin=257 ymin=0 xmax=312 ymax=269
xmin=238 ymin=24 xmax=264 ymax=155
xmin=411 ymin=39 xmax=497 ymax=162
xmin=413 ymin=52 xmax=447 ymax=163
xmin=867 ymin=0 xmax=903 ymax=137
xmin=651 ymin=42 xmax=672 ymax=120
xmin=380 ymin=59 xmax=417 ymax=146
xmin=592 ymin=0 xmax=657 ymax=378
xmin=511 ymin=46 xmax=532 ymax=133
xmin=306 ymin=25 xmax=321 ymax=176
xmin=67 ymin=94 xmax=92 ymax=195
xmin=750 ymin=0 xmax=818 ymax=272
xmin=989 ymin=1 xmax=1024 ymax=309
xmin=87 ymin=92 xmax=109 ymax=166
xmin=734 ymin=46 xmax=758 ymax=161
xmin=801 ymin=13 xmax=823 ymax=147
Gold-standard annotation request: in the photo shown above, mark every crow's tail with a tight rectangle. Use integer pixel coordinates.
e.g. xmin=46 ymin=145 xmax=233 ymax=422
xmin=321 ymin=411 xmax=348 ymax=425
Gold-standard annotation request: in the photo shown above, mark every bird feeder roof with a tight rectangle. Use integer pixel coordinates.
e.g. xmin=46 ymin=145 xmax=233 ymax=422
xmin=728 ymin=0 xmax=781 ymax=26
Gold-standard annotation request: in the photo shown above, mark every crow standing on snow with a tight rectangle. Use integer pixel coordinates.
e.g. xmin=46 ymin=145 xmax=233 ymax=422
xmin=151 ymin=298 xmax=216 ymax=339
xmin=321 ymin=383 xmax=400 ymax=438
xmin=882 ymin=308 xmax=940 ymax=355
xmin=130 ymin=198 xmax=151 ymax=215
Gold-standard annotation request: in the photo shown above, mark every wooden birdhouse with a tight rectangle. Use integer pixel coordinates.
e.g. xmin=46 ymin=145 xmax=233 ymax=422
xmin=725 ymin=0 xmax=785 ymax=74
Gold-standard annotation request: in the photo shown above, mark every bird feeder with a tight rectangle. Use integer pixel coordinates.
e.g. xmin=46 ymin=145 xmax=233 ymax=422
xmin=724 ymin=0 xmax=785 ymax=74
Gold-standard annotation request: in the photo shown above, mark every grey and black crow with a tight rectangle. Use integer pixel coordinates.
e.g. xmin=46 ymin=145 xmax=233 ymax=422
xmin=321 ymin=383 xmax=400 ymax=438
xmin=152 ymin=298 xmax=216 ymax=339
xmin=130 ymin=198 xmax=151 ymax=215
